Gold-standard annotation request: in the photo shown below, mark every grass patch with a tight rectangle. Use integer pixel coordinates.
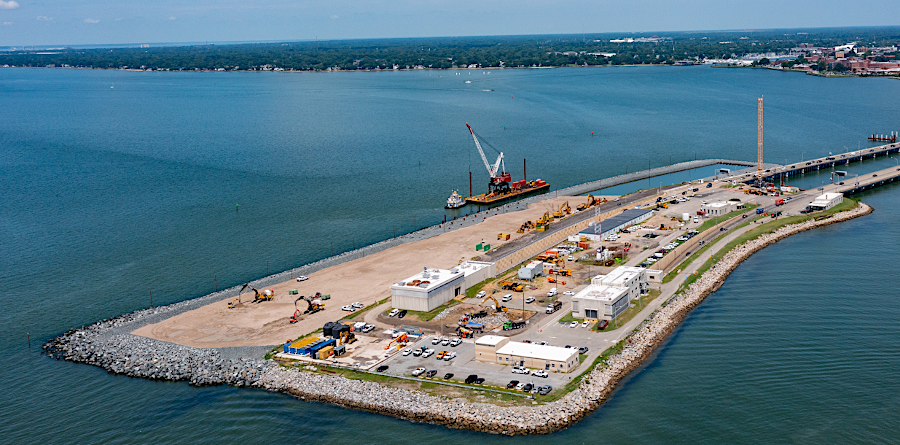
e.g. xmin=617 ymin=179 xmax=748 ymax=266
xmin=558 ymin=312 xmax=579 ymax=324
xmin=343 ymin=296 xmax=391 ymax=320
xmin=677 ymin=198 xmax=858 ymax=293
xmin=598 ymin=289 xmax=662 ymax=331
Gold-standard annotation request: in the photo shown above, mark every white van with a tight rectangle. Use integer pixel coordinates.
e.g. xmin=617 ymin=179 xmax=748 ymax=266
xmin=547 ymin=287 xmax=558 ymax=297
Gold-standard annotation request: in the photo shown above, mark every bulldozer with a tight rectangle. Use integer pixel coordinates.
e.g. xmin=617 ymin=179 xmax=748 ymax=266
xmin=481 ymin=294 xmax=507 ymax=313
xmin=536 ymin=212 xmax=551 ymax=231
xmin=339 ymin=330 xmax=358 ymax=345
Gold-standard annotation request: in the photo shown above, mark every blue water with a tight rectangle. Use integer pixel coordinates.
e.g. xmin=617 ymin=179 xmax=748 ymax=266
xmin=2 ymin=66 xmax=899 ymax=444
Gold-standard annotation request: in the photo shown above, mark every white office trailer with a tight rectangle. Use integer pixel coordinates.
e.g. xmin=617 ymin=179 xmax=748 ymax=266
xmin=518 ymin=260 xmax=544 ymax=281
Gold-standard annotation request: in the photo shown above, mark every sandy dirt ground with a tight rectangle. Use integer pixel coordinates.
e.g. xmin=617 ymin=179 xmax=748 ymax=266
xmin=133 ymin=195 xmax=610 ymax=348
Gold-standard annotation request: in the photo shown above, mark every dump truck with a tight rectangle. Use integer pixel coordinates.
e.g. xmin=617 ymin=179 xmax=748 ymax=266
xmin=502 ymin=321 xmax=526 ymax=331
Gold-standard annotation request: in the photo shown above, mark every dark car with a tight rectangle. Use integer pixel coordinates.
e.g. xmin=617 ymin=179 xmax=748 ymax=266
xmin=376 ymin=365 xmax=389 ymax=372
xmin=578 ymin=346 xmax=589 ymax=354
xmin=706 ymin=183 xmax=713 ymax=188
xmin=474 ymin=378 xmax=485 ymax=384
xmin=564 ymin=345 xmax=572 ymax=348
xmin=522 ymin=383 xmax=533 ymax=392
xmin=742 ymin=214 xmax=748 ymax=218
xmin=397 ymin=310 xmax=407 ymax=318
xmin=425 ymin=370 xmax=437 ymax=378
xmin=538 ymin=385 xmax=552 ymax=395
xmin=465 ymin=375 xmax=478 ymax=384
xmin=523 ymin=340 xmax=532 ymax=344
xmin=507 ymin=380 xmax=520 ymax=389
xmin=443 ymin=373 xmax=454 ymax=380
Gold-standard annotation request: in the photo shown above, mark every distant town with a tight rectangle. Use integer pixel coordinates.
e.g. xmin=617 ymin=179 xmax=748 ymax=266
xmin=1 ymin=27 xmax=898 ymax=77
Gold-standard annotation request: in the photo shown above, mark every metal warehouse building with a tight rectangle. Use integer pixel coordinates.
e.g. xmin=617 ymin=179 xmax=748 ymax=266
xmin=577 ymin=207 xmax=653 ymax=241
xmin=390 ymin=261 xmax=495 ymax=312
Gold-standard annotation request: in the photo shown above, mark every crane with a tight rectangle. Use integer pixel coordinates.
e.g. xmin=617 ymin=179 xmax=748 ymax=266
xmin=467 ymin=123 xmax=512 ymax=194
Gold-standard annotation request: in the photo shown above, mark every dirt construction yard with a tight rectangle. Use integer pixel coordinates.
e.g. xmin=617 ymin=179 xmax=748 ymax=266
xmin=132 ymin=195 xmax=600 ymax=348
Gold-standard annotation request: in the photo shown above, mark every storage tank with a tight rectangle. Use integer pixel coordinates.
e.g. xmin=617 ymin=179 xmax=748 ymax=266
xmin=323 ymin=322 xmax=336 ymax=338
xmin=682 ymin=213 xmax=690 ymax=221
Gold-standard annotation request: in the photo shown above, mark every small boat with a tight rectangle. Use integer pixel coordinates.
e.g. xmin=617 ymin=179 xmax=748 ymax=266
xmin=445 ymin=190 xmax=466 ymax=209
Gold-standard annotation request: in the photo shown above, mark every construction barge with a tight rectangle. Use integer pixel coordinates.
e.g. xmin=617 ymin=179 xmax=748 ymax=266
xmin=462 ymin=123 xmax=550 ymax=206
xmin=465 ymin=179 xmax=550 ymax=205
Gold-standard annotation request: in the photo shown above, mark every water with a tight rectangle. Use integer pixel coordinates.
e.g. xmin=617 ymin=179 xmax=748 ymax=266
xmin=2 ymin=66 xmax=899 ymax=444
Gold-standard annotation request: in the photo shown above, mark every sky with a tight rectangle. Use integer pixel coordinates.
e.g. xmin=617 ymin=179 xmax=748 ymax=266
xmin=1 ymin=0 xmax=899 ymax=47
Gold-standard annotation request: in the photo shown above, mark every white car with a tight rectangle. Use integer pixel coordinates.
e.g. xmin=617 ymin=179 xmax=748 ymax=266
xmin=567 ymin=255 xmax=574 ymax=261
xmin=524 ymin=296 xmax=535 ymax=304
xmin=515 ymin=382 xmax=527 ymax=390
xmin=613 ymin=197 xmax=620 ymax=201
xmin=449 ymin=338 xmax=462 ymax=347
xmin=351 ymin=302 xmax=364 ymax=309
xmin=476 ymin=290 xmax=486 ymax=299
xmin=581 ymin=321 xmax=590 ymax=328
xmin=569 ymin=321 xmax=578 ymax=328
xmin=412 ymin=367 xmax=426 ymax=376
xmin=532 ymin=370 xmax=549 ymax=378
xmin=362 ymin=324 xmax=375 ymax=333
xmin=296 ymin=276 xmax=309 ymax=281
xmin=512 ymin=366 xmax=529 ymax=374
xmin=422 ymin=349 xmax=435 ymax=358
xmin=443 ymin=352 xmax=457 ymax=361
xmin=502 ymin=294 xmax=513 ymax=302
xmin=353 ymin=321 xmax=366 ymax=330
xmin=431 ymin=337 xmax=441 ymax=345
xmin=402 ymin=348 xmax=413 ymax=356
xmin=563 ymin=291 xmax=575 ymax=296
xmin=441 ymin=337 xmax=451 ymax=346
xmin=341 ymin=305 xmax=355 ymax=312
xmin=388 ymin=309 xmax=400 ymax=317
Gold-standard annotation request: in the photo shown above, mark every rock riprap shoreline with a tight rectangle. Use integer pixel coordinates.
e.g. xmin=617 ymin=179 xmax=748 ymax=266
xmin=45 ymin=202 xmax=871 ymax=435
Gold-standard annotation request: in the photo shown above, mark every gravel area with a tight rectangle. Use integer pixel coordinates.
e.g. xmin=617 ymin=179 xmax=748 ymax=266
xmin=45 ymin=202 xmax=870 ymax=435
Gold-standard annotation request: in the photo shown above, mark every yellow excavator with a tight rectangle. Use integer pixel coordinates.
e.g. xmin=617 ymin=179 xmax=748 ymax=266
xmin=481 ymin=294 xmax=507 ymax=313
xmin=229 ymin=283 xmax=270 ymax=308
xmin=536 ymin=212 xmax=552 ymax=231
xmin=552 ymin=201 xmax=571 ymax=218
xmin=577 ymin=194 xmax=596 ymax=211
xmin=289 ymin=295 xmax=325 ymax=323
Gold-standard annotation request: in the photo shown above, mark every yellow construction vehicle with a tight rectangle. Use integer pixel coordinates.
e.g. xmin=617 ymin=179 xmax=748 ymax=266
xmin=383 ymin=333 xmax=409 ymax=350
xmin=516 ymin=220 xmax=535 ymax=233
xmin=481 ymin=294 xmax=507 ymax=313
xmin=339 ymin=330 xmax=358 ymax=345
xmin=289 ymin=295 xmax=325 ymax=323
xmin=577 ymin=194 xmax=596 ymax=211
xmin=557 ymin=269 xmax=572 ymax=277
xmin=231 ymin=283 xmax=273 ymax=307
xmin=553 ymin=201 xmax=571 ymax=218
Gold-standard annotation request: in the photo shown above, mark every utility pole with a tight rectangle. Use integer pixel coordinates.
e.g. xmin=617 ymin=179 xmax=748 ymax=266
xmin=757 ymin=96 xmax=764 ymax=188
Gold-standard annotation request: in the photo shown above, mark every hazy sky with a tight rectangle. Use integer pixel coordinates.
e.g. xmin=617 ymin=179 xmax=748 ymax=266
xmin=1 ymin=0 xmax=899 ymax=46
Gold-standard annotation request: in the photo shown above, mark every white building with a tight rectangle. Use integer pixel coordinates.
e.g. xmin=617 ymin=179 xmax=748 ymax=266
xmin=391 ymin=267 xmax=465 ymax=312
xmin=808 ymin=192 xmax=843 ymax=211
xmin=700 ymin=200 xmax=740 ymax=217
xmin=475 ymin=335 xmax=579 ymax=372
xmin=571 ymin=266 xmax=649 ymax=320
xmin=518 ymin=260 xmax=543 ymax=281
xmin=453 ymin=261 xmax=495 ymax=289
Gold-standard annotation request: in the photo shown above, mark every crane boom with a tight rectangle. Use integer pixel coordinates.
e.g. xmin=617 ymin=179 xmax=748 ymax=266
xmin=467 ymin=123 xmax=496 ymax=178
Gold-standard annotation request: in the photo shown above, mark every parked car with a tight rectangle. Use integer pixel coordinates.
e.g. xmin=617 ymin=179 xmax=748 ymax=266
xmin=432 ymin=337 xmax=442 ymax=345
xmin=449 ymin=338 xmax=462 ymax=347
xmin=474 ymin=377 xmax=485 ymax=384
xmin=515 ymin=382 xmax=526 ymax=391
xmin=537 ymin=341 xmax=549 ymax=346
xmin=412 ymin=367 xmax=426 ymax=376
xmin=388 ymin=309 xmax=400 ymax=317
xmin=512 ymin=367 xmax=529 ymax=374
xmin=296 ymin=276 xmax=309 ymax=282
xmin=502 ymin=294 xmax=513 ymax=302
xmin=397 ymin=310 xmax=407 ymax=318
xmin=569 ymin=321 xmax=578 ymax=328
xmin=376 ymin=365 xmax=389 ymax=372
xmin=522 ymin=383 xmax=534 ymax=392
xmin=532 ymin=370 xmax=549 ymax=378
xmin=441 ymin=337 xmax=451 ymax=346
xmin=362 ymin=324 xmax=375 ymax=333
xmin=341 ymin=305 xmax=355 ymax=312
xmin=351 ymin=302 xmax=364 ymax=309
xmin=465 ymin=375 xmax=479 ymax=384
xmin=507 ymin=380 xmax=520 ymax=389
xmin=353 ymin=321 xmax=366 ymax=330
xmin=476 ymin=291 xmax=486 ymax=299
xmin=443 ymin=352 xmax=456 ymax=361
xmin=563 ymin=291 xmax=575 ymax=296
xmin=567 ymin=255 xmax=574 ymax=261
xmin=443 ymin=373 xmax=454 ymax=379
xmin=402 ymin=348 xmax=412 ymax=356
xmin=436 ymin=351 xmax=447 ymax=360
xmin=422 ymin=349 xmax=435 ymax=358
xmin=425 ymin=370 xmax=437 ymax=378
xmin=578 ymin=346 xmax=589 ymax=354
xmin=581 ymin=320 xmax=590 ymax=328
xmin=538 ymin=385 xmax=552 ymax=395
xmin=412 ymin=348 xmax=424 ymax=357
xmin=525 ymin=296 xmax=535 ymax=304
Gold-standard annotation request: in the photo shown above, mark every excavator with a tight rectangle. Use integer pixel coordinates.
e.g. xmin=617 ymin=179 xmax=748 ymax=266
xmin=383 ymin=332 xmax=409 ymax=350
xmin=289 ymin=295 xmax=325 ymax=323
xmin=552 ymin=201 xmax=571 ymax=219
xmin=536 ymin=212 xmax=552 ymax=231
xmin=229 ymin=283 xmax=267 ymax=308
xmin=577 ymin=194 xmax=596 ymax=211
xmin=481 ymin=294 xmax=507 ymax=313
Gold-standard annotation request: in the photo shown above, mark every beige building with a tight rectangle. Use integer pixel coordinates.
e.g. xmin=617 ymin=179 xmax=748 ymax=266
xmin=474 ymin=335 xmax=579 ymax=373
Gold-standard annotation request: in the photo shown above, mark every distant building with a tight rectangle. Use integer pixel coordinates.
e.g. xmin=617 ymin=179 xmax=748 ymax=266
xmin=700 ymin=201 xmax=741 ymax=217
xmin=577 ymin=208 xmax=653 ymax=241
xmin=475 ymin=335 xmax=579 ymax=373
xmin=390 ymin=262 xmax=494 ymax=311
xmin=571 ymin=266 xmax=649 ymax=320
xmin=808 ymin=193 xmax=843 ymax=211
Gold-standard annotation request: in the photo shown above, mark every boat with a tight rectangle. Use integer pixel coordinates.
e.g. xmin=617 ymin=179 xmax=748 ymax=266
xmin=445 ymin=190 xmax=466 ymax=209
xmin=465 ymin=179 xmax=550 ymax=205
